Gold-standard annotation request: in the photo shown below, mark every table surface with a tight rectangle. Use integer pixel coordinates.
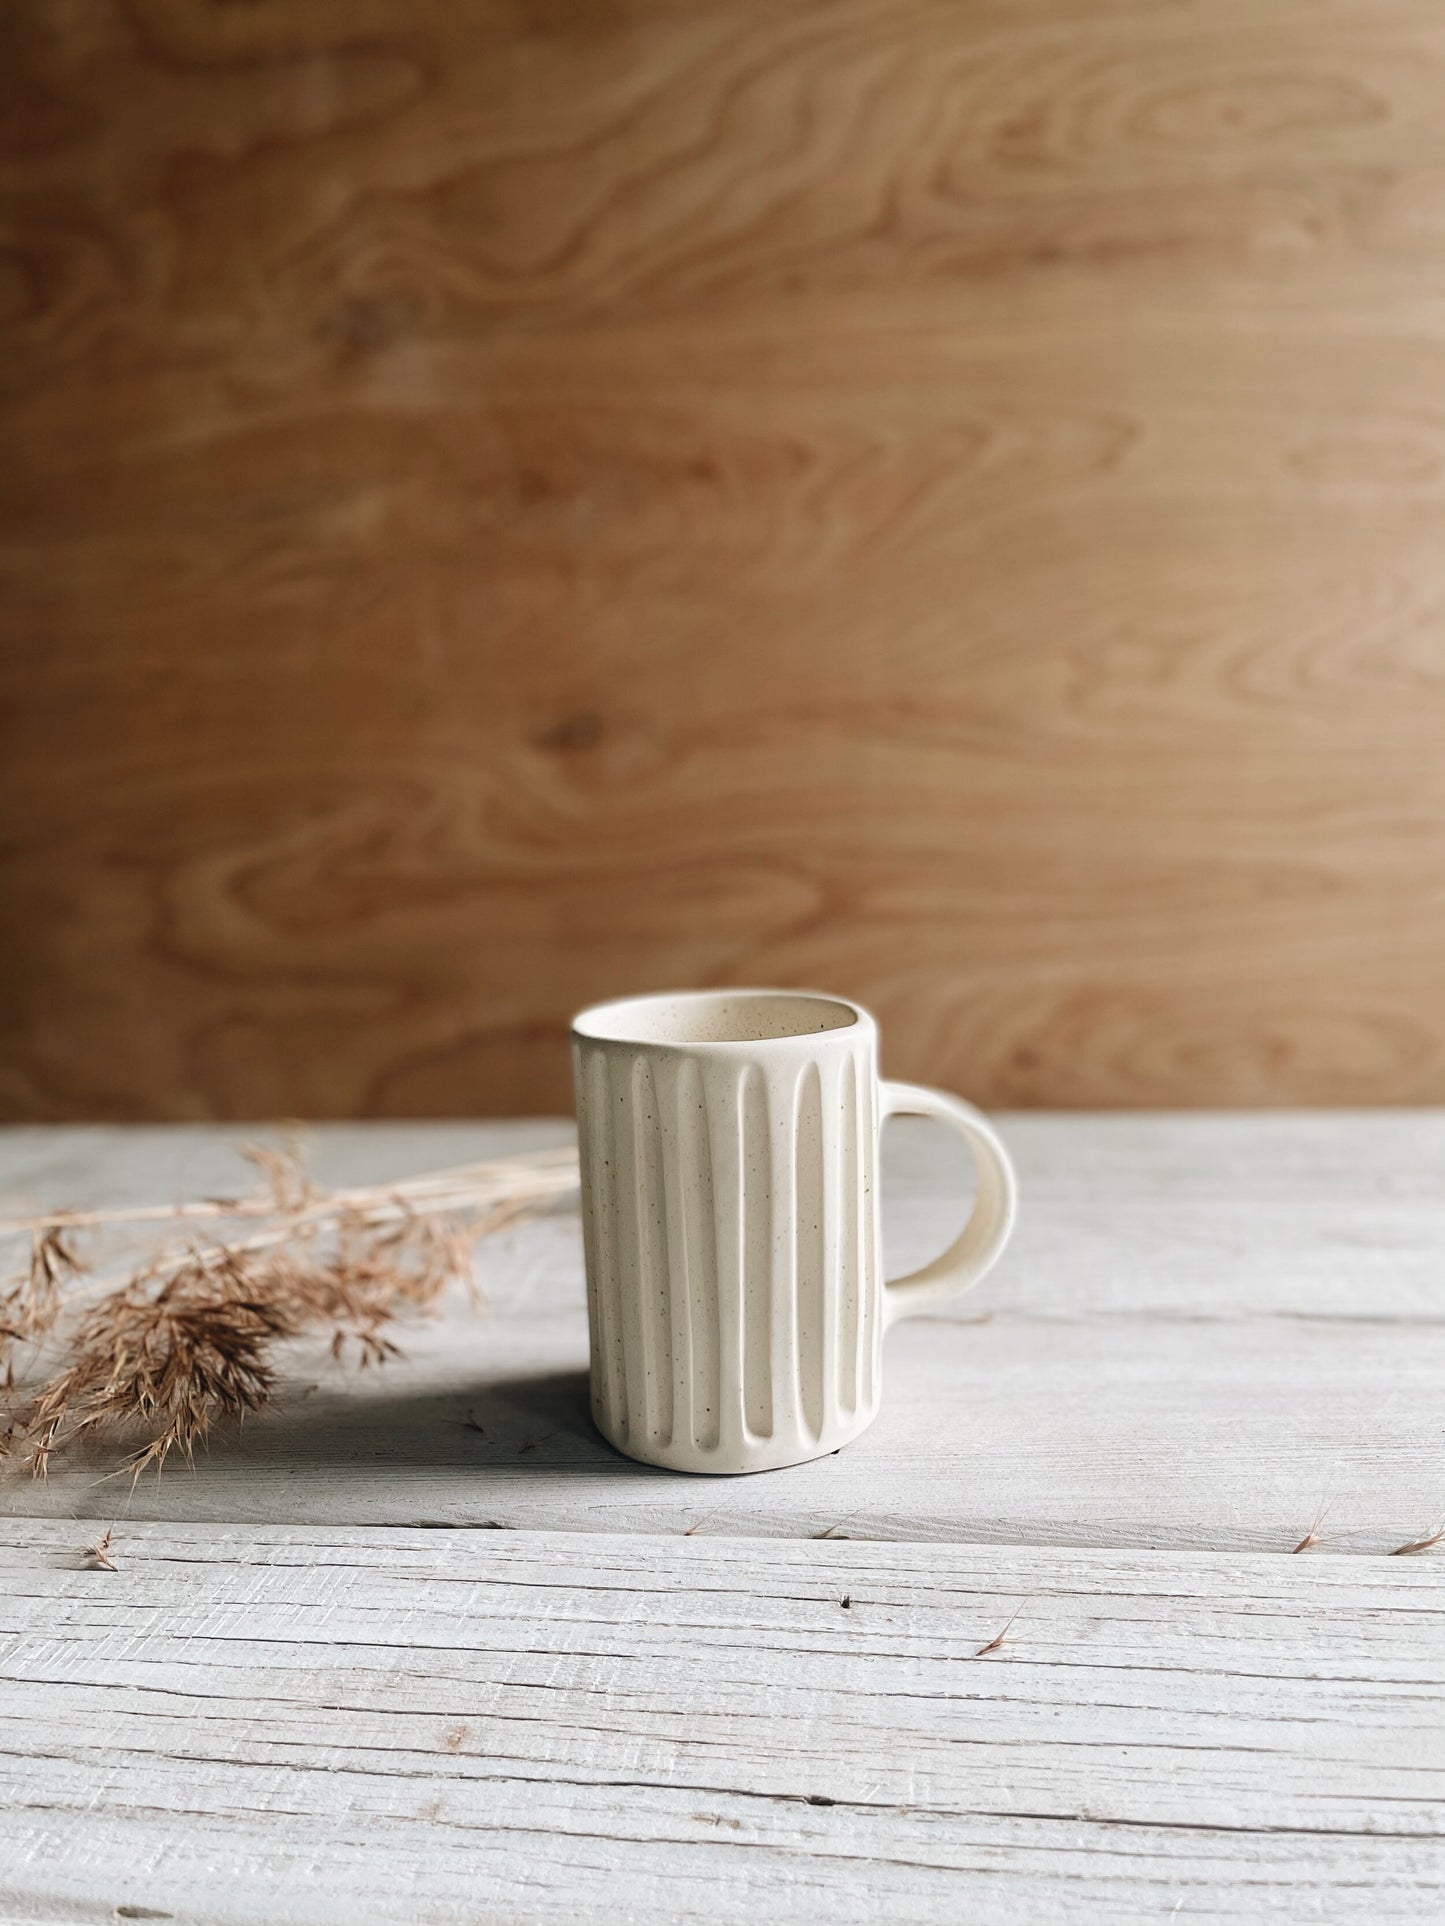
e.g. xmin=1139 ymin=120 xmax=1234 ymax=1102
xmin=1 ymin=1113 xmax=1442 ymax=1923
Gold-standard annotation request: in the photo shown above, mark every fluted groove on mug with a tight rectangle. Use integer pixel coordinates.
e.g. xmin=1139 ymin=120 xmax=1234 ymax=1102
xmin=740 ymin=1060 xmax=773 ymax=1441
xmin=572 ymin=990 xmax=1014 ymax=1475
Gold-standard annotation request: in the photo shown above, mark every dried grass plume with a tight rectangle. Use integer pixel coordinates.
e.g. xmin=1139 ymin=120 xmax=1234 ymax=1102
xmin=0 ymin=1133 xmax=577 ymax=1479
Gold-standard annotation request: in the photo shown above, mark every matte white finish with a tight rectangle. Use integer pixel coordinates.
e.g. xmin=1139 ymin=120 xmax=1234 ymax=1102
xmin=1 ymin=1520 xmax=1442 ymax=1926
xmin=571 ymin=990 xmax=1016 ymax=1471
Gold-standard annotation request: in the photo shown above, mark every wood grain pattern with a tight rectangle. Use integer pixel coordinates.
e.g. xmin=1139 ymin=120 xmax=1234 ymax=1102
xmin=7 ymin=2 xmax=1445 ymax=1114
xmin=2 ymin=1520 xmax=1442 ymax=1924
xmin=7 ymin=1115 xmax=1445 ymax=1554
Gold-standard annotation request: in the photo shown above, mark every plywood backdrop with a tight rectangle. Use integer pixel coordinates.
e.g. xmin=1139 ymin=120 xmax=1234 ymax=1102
xmin=5 ymin=0 xmax=1445 ymax=1119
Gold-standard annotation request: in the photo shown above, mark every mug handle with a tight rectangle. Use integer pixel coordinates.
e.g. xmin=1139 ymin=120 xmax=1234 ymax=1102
xmin=879 ymin=1081 xmax=1018 ymax=1328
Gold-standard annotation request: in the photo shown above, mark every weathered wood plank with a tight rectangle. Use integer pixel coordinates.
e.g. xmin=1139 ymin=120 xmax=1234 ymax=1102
xmin=0 ymin=1520 xmax=1441 ymax=1925
xmin=4 ymin=1117 xmax=1445 ymax=1551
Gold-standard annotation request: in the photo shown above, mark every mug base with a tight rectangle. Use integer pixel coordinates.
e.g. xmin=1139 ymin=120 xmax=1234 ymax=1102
xmin=591 ymin=1405 xmax=879 ymax=1475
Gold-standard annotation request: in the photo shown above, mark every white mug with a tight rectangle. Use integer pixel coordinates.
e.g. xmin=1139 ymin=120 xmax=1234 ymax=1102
xmin=571 ymin=989 xmax=1017 ymax=1474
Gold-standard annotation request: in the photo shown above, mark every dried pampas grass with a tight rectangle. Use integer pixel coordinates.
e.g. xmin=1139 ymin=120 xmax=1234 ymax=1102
xmin=0 ymin=1135 xmax=577 ymax=1480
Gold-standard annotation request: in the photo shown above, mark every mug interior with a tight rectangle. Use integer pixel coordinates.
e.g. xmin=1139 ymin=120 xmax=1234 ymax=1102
xmin=573 ymin=990 xmax=859 ymax=1047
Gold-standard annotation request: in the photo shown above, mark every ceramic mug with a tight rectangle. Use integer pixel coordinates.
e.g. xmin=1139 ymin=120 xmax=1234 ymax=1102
xmin=571 ymin=989 xmax=1016 ymax=1474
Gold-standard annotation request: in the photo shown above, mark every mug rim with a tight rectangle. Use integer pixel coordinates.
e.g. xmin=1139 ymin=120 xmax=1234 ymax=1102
xmin=572 ymin=987 xmax=873 ymax=1050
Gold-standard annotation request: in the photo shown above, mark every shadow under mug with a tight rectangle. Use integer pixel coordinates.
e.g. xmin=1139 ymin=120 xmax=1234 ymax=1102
xmin=571 ymin=989 xmax=1016 ymax=1474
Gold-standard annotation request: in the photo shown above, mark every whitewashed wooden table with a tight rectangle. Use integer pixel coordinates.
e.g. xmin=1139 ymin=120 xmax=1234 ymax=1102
xmin=2 ymin=1114 xmax=1443 ymax=1923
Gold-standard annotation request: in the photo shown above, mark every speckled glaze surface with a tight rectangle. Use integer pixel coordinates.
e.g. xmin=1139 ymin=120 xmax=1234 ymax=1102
xmin=571 ymin=990 xmax=1016 ymax=1474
